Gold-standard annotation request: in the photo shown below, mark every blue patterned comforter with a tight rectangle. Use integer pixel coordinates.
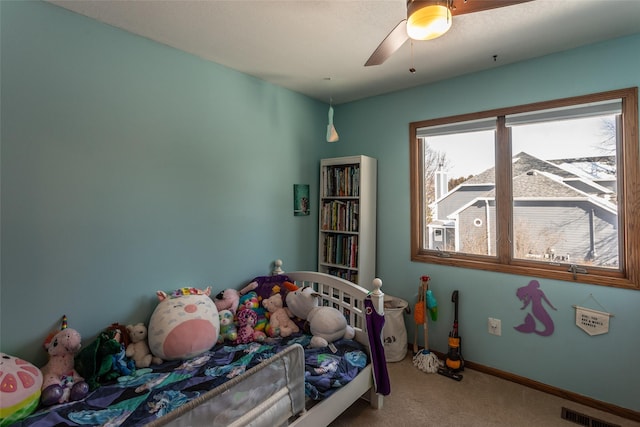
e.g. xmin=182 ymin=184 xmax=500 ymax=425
xmin=15 ymin=335 xmax=368 ymax=426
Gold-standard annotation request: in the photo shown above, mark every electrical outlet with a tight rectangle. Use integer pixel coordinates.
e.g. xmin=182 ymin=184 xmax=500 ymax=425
xmin=488 ymin=317 xmax=502 ymax=336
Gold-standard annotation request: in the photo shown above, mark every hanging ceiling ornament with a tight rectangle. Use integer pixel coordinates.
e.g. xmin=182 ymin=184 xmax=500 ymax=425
xmin=326 ymin=99 xmax=339 ymax=143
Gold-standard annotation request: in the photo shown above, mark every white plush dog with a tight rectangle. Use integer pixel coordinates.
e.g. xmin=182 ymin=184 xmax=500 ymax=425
xmin=285 ymin=287 xmax=355 ymax=348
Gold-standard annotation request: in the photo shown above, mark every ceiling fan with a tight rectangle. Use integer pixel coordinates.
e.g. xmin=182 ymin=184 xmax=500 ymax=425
xmin=365 ymin=0 xmax=533 ymax=66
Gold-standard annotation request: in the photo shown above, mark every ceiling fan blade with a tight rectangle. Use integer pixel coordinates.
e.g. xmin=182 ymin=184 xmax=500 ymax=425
xmin=450 ymin=0 xmax=534 ymax=16
xmin=364 ymin=19 xmax=408 ymax=67
xmin=364 ymin=1 xmax=532 ymax=67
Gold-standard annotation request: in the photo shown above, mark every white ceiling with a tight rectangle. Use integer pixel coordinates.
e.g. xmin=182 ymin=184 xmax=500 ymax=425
xmin=48 ymin=0 xmax=640 ymax=105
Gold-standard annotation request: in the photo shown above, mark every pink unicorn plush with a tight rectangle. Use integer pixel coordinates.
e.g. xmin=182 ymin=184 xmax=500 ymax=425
xmin=40 ymin=327 xmax=89 ymax=406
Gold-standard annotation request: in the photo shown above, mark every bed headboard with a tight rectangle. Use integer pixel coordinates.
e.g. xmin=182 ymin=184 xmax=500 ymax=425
xmin=272 ymin=260 xmax=384 ymax=347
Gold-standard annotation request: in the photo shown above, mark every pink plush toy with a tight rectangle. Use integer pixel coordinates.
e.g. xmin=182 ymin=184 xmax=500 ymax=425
xmin=263 ymin=293 xmax=299 ymax=338
xmin=238 ymin=291 xmax=267 ymax=332
xmin=213 ymin=282 xmax=258 ymax=314
xmin=148 ymin=287 xmax=220 ymax=361
xmin=234 ymin=308 xmax=266 ymax=344
xmin=39 ymin=328 xmax=89 ymax=406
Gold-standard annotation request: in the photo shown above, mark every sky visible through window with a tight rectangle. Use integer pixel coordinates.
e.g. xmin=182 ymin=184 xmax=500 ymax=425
xmin=426 ymin=116 xmax=613 ymax=179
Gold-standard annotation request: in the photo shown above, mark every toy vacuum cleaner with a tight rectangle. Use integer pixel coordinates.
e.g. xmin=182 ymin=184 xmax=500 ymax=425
xmin=438 ymin=290 xmax=464 ymax=381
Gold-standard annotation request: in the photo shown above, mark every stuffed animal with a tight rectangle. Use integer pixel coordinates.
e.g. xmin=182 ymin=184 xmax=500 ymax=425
xmin=39 ymin=328 xmax=89 ymax=406
xmin=262 ymin=293 xmax=299 ymax=338
xmin=286 ymin=287 xmax=355 ymax=348
xmin=74 ymin=328 xmax=129 ymax=390
xmin=105 ymin=323 xmax=136 ymax=377
xmin=110 ymin=345 xmax=135 ymax=378
xmin=238 ymin=291 xmax=267 ymax=332
xmin=126 ymin=323 xmax=163 ymax=368
xmin=213 ymin=281 xmax=258 ymax=314
xmin=234 ymin=308 xmax=266 ymax=344
xmin=0 ymin=352 xmax=43 ymax=426
xmin=217 ymin=309 xmax=238 ymax=343
xmin=148 ymin=287 xmax=220 ymax=360
xmin=248 ymin=275 xmax=299 ymax=301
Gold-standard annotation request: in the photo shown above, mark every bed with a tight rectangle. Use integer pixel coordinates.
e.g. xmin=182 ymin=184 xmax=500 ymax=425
xmin=14 ymin=261 xmax=386 ymax=427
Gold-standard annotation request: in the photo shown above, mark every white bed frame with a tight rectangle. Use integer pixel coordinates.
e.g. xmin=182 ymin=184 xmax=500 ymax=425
xmin=154 ymin=260 xmax=385 ymax=427
xmin=282 ymin=261 xmax=385 ymax=426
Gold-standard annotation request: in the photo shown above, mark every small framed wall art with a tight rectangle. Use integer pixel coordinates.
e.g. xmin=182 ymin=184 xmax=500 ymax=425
xmin=293 ymin=184 xmax=310 ymax=216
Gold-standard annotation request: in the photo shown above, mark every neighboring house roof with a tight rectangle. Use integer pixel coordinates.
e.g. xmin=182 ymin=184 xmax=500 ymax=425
xmin=462 ymin=168 xmax=494 ymax=185
xmin=561 ymin=177 xmax=614 ymax=196
xmin=463 ymin=152 xmax=574 ymax=185
xmin=512 ymin=152 xmax=578 ymax=178
xmin=459 ymin=171 xmax=617 ymax=218
xmin=434 ymin=152 xmax=618 ymax=221
xmin=548 ymin=156 xmax=616 ymax=181
xmin=548 ymin=156 xmax=617 ymax=196
xmin=514 ymin=171 xmax=579 ymax=198
xmin=451 ymin=151 xmax=615 ymax=195
xmin=463 ymin=151 xmax=596 ymax=185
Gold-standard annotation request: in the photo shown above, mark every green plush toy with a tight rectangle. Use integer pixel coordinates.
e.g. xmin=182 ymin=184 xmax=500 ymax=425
xmin=75 ymin=327 xmax=132 ymax=391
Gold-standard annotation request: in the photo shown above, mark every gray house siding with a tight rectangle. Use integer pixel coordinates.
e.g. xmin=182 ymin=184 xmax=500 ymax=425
xmin=458 ymin=201 xmax=497 ymax=255
xmin=512 ymin=200 xmax=618 ymax=267
xmin=436 ymin=185 xmax=494 ymax=219
xmin=452 ymin=200 xmax=617 ymax=266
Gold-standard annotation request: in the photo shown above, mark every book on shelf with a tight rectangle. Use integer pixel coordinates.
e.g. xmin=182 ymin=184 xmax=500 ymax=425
xmin=321 ymin=200 xmax=359 ymax=232
xmin=323 ymin=164 xmax=360 ymax=197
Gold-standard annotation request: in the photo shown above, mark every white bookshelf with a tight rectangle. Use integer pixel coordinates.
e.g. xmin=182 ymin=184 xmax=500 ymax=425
xmin=318 ymin=155 xmax=377 ymax=290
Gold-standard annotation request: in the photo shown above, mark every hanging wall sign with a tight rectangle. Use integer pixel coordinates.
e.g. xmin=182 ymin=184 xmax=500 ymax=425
xmin=574 ymin=306 xmax=611 ymax=336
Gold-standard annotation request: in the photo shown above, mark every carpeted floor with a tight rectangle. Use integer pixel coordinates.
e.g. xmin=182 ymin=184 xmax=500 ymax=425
xmin=329 ymin=352 xmax=639 ymax=427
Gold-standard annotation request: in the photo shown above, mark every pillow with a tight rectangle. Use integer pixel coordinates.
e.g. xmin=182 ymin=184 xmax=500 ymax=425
xmin=148 ymin=287 xmax=220 ymax=361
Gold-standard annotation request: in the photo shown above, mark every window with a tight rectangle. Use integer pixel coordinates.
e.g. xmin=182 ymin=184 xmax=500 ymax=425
xmin=410 ymin=88 xmax=639 ymax=289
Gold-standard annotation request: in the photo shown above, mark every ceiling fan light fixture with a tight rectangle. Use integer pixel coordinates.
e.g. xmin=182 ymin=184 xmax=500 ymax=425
xmin=406 ymin=1 xmax=452 ymax=41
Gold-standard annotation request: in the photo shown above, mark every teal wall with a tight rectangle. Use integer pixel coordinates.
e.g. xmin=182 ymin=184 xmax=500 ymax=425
xmin=333 ymin=34 xmax=640 ymax=412
xmin=2 ymin=0 xmax=639 ymax=414
xmin=1 ymin=1 xmax=324 ymax=365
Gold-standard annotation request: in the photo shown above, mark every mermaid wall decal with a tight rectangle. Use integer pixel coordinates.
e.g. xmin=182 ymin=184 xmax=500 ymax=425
xmin=514 ymin=279 xmax=557 ymax=336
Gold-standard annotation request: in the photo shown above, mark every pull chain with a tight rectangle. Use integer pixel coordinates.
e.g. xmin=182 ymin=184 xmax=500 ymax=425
xmin=409 ymin=40 xmax=416 ymax=74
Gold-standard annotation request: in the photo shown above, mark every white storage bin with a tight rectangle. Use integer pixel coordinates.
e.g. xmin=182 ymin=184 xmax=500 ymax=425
xmin=382 ymin=296 xmax=409 ymax=362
